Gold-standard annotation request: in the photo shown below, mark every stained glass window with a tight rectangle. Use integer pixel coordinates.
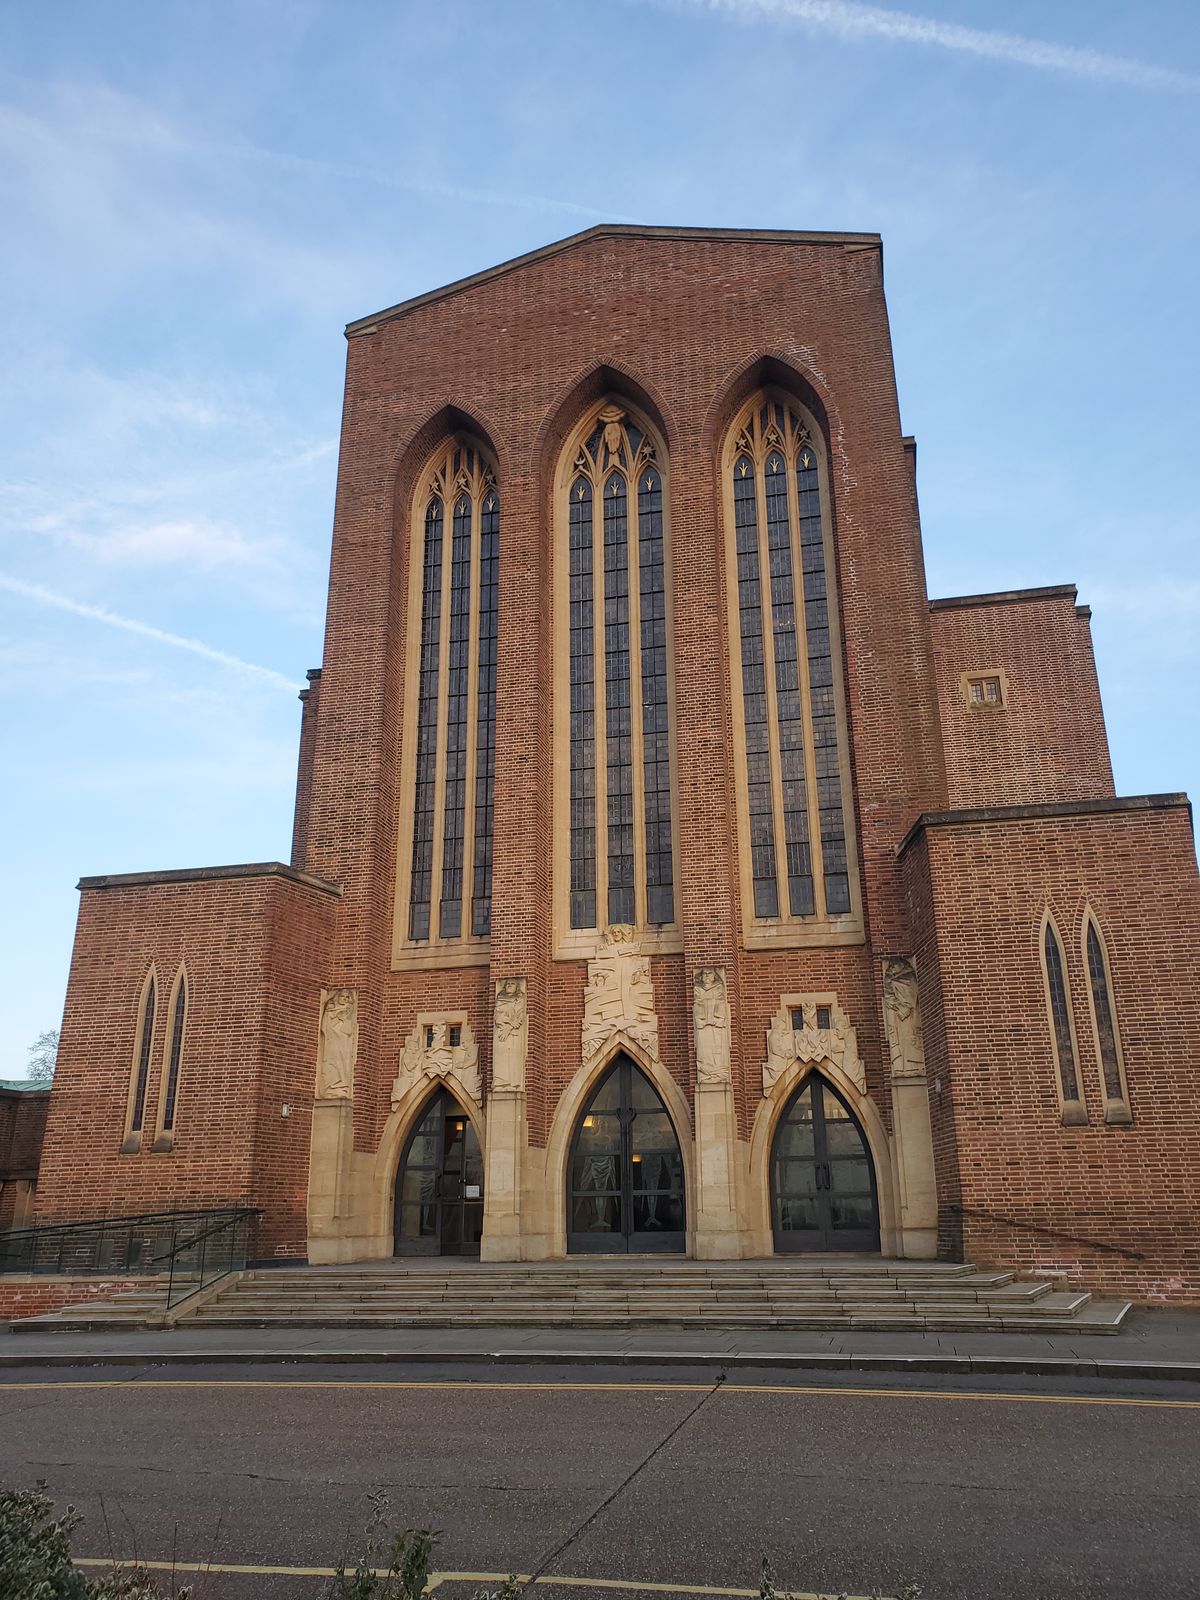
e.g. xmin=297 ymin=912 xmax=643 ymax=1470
xmin=1043 ymin=920 xmax=1082 ymax=1107
xmin=728 ymin=395 xmax=855 ymax=927
xmin=130 ymin=975 xmax=156 ymax=1135
xmin=1086 ymin=920 xmax=1125 ymax=1104
xmin=404 ymin=443 xmax=499 ymax=948
xmin=565 ymin=405 xmax=676 ymax=932
xmin=162 ymin=974 xmax=186 ymax=1133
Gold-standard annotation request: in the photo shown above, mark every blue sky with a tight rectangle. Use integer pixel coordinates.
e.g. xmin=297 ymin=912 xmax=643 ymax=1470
xmin=1 ymin=0 xmax=1197 ymax=1077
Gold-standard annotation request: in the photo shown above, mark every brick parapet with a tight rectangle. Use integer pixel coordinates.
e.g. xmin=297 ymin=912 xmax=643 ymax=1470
xmin=929 ymin=587 xmax=1114 ymax=807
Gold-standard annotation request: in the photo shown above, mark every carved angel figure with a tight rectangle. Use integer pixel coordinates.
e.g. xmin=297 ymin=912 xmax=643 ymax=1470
xmin=492 ymin=977 xmax=528 ymax=1092
xmin=693 ymin=968 xmax=731 ymax=1086
xmin=883 ymin=957 xmax=927 ymax=1079
xmin=317 ymin=988 xmax=356 ymax=1100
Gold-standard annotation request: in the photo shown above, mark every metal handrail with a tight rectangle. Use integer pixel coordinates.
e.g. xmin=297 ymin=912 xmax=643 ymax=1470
xmin=947 ymin=1203 xmax=1146 ymax=1261
xmin=0 ymin=1206 xmax=260 ymax=1288
xmin=0 ymin=1205 xmax=250 ymax=1242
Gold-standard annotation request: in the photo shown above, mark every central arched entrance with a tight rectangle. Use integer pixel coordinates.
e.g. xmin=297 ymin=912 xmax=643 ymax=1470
xmin=567 ymin=1054 xmax=686 ymax=1254
xmin=770 ymin=1074 xmax=880 ymax=1252
xmin=393 ymin=1087 xmax=483 ymax=1257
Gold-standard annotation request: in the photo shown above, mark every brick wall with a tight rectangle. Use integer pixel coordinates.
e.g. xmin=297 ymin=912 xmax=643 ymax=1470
xmin=931 ymin=588 xmax=1113 ymax=808
xmin=36 ymin=865 xmax=339 ymax=1256
xmin=903 ymin=797 xmax=1200 ymax=1302
xmin=0 ymin=1276 xmax=161 ymax=1324
xmin=0 ymin=1087 xmax=50 ymax=1229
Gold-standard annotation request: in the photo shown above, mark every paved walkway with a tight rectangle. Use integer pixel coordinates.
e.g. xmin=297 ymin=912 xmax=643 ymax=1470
xmin=3 ymin=1304 xmax=1197 ymax=1379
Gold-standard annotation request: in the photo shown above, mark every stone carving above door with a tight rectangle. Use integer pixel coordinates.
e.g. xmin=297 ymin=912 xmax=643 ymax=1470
xmin=763 ymin=994 xmax=866 ymax=1096
xmin=582 ymin=925 xmax=659 ymax=1066
xmin=316 ymin=988 xmax=357 ymax=1101
xmin=393 ymin=1015 xmax=482 ymax=1109
xmin=492 ymin=978 xmax=528 ymax=1093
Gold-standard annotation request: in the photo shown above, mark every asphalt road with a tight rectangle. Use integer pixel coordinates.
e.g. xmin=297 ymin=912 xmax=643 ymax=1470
xmin=0 ymin=1361 xmax=1197 ymax=1600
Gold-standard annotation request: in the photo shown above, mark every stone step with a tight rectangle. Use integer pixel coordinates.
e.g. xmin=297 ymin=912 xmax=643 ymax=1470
xmin=9 ymin=1260 xmax=1125 ymax=1337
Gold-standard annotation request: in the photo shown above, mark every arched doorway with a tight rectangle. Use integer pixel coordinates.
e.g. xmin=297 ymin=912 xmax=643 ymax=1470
xmin=567 ymin=1054 xmax=686 ymax=1254
xmin=393 ymin=1087 xmax=483 ymax=1257
xmin=770 ymin=1074 xmax=880 ymax=1252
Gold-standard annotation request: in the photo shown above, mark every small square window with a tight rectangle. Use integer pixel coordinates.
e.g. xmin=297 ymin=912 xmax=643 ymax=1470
xmin=790 ymin=1007 xmax=805 ymax=1030
xmin=816 ymin=1005 xmax=832 ymax=1030
xmin=448 ymin=1025 xmax=462 ymax=1048
xmin=962 ymin=670 xmax=1007 ymax=710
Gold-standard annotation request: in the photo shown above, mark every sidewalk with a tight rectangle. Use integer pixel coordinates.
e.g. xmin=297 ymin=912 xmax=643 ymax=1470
xmin=2 ymin=1305 xmax=1198 ymax=1380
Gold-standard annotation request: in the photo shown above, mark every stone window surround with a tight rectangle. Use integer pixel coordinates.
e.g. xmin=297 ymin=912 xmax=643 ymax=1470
xmin=721 ymin=387 xmax=864 ymax=951
xmin=1037 ymin=907 xmax=1088 ymax=1127
xmin=392 ymin=436 xmax=499 ymax=971
xmin=960 ymin=668 xmax=1009 ymax=710
xmin=551 ymin=399 xmax=684 ymax=961
xmin=120 ymin=965 xmax=158 ymax=1154
xmin=150 ymin=963 xmax=189 ymax=1153
xmin=1080 ymin=906 xmax=1133 ymax=1126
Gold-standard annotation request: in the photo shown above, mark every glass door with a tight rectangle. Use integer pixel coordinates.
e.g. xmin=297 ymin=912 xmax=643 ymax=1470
xmin=567 ymin=1055 xmax=686 ymax=1254
xmin=393 ymin=1088 xmax=484 ymax=1256
xmin=771 ymin=1076 xmax=879 ymax=1252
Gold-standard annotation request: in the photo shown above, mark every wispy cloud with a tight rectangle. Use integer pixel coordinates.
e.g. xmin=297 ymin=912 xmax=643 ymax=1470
xmin=62 ymin=516 xmax=283 ymax=571
xmin=0 ymin=572 xmax=297 ymax=689
xmin=205 ymin=139 xmax=644 ymax=225
xmin=657 ymin=0 xmax=1199 ymax=91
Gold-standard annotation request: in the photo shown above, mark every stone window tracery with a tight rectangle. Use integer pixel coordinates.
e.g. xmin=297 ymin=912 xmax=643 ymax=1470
xmin=559 ymin=402 xmax=677 ymax=944
xmin=399 ymin=440 xmax=500 ymax=958
xmin=724 ymin=391 xmax=859 ymax=941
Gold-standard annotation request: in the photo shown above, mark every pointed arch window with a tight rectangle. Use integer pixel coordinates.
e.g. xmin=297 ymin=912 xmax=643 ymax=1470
xmin=556 ymin=402 xmax=678 ymax=950
xmin=1083 ymin=914 xmax=1132 ymax=1124
xmin=1039 ymin=914 xmax=1087 ymax=1125
xmin=153 ymin=968 xmax=188 ymax=1149
xmin=723 ymin=392 xmax=860 ymax=944
xmin=122 ymin=970 xmax=156 ymax=1152
xmin=396 ymin=440 xmax=500 ymax=963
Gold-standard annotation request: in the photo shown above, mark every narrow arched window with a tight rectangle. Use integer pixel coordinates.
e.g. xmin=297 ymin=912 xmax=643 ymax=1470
xmin=397 ymin=440 xmax=500 ymax=956
xmin=556 ymin=402 xmax=677 ymax=949
xmin=157 ymin=968 xmax=187 ymax=1143
xmin=724 ymin=392 xmax=859 ymax=942
xmin=1083 ymin=914 xmax=1132 ymax=1124
xmin=122 ymin=970 xmax=156 ymax=1151
xmin=1039 ymin=915 xmax=1086 ymax=1124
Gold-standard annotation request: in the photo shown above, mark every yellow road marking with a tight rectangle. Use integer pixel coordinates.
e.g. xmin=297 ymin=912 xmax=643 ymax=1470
xmin=73 ymin=1559 xmax=889 ymax=1597
xmin=3 ymin=1377 xmax=1198 ymax=1408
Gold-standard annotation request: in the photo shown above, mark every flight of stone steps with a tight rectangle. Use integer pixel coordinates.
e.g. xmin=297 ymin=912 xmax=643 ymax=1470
xmin=11 ymin=1258 xmax=1131 ymax=1334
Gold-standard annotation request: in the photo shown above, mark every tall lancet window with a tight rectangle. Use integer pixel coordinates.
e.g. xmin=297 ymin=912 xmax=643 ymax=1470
xmin=723 ymin=391 xmax=860 ymax=944
xmin=396 ymin=440 xmax=500 ymax=962
xmin=556 ymin=402 xmax=678 ymax=951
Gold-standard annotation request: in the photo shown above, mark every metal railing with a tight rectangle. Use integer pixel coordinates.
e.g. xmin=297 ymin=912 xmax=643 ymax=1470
xmin=0 ymin=1206 xmax=260 ymax=1307
xmin=947 ymin=1203 xmax=1146 ymax=1261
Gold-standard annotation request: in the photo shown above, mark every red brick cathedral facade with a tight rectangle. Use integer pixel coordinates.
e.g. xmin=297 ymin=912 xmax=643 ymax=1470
xmin=37 ymin=227 xmax=1200 ymax=1301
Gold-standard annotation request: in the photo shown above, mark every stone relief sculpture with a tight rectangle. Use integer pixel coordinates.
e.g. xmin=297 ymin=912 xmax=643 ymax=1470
xmin=882 ymin=957 xmax=927 ymax=1079
xmin=693 ymin=967 xmax=732 ymax=1086
xmin=492 ymin=977 xmax=529 ymax=1092
xmin=393 ymin=1017 xmax=483 ymax=1108
xmin=762 ymin=995 xmax=866 ymax=1095
xmin=582 ymin=925 xmax=660 ymax=1066
xmin=316 ymin=988 xmax=357 ymax=1100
